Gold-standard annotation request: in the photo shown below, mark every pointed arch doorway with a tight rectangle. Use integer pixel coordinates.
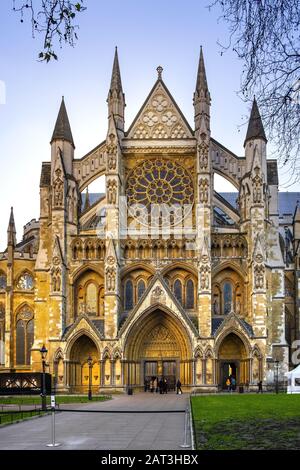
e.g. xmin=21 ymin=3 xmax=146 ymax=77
xmin=217 ymin=332 xmax=250 ymax=389
xmin=124 ymin=307 xmax=192 ymax=391
xmin=68 ymin=334 xmax=100 ymax=392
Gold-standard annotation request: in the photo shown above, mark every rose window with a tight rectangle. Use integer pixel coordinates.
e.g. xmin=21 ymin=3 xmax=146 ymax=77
xmin=126 ymin=159 xmax=194 ymax=221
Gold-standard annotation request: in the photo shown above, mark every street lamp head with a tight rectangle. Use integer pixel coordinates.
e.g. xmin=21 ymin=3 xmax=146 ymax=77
xmin=40 ymin=344 xmax=48 ymax=360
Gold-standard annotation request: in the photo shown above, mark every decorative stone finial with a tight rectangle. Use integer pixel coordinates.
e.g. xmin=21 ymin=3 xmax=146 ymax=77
xmin=156 ymin=66 xmax=163 ymax=80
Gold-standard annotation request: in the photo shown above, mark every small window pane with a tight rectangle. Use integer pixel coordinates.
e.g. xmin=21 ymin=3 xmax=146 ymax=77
xmin=125 ymin=280 xmax=134 ymax=310
xmin=137 ymin=280 xmax=146 ymax=301
xmin=16 ymin=320 xmax=25 ymax=365
xmin=26 ymin=320 xmax=34 ymax=365
xmin=223 ymin=282 xmax=232 ymax=315
xmin=186 ymin=279 xmax=194 ymax=309
xmin=174 ymin=279 xmax=183 ymax=305
xmin=17 ymin=273 xmax=34 ymax=290
xmin=0 ymin=274 xmax=6 ymax=290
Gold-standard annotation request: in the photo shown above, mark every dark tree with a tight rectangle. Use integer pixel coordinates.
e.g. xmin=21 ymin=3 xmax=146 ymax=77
xmin=12 ymin=0 xmax=86 ymax=62
xmin=210 ymin=0 xmax=300 ymax=184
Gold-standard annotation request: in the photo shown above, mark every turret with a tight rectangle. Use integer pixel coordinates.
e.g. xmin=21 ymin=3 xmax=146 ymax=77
xmin=244 ymin=98 xmax=267 ymax=176
xmin=51 ymin=97 xmax=75 ymax=175
xmin=193 ymin=47 xmax=211 ymax=137
xmin=107 ymin=47 xmax=125 ymax=134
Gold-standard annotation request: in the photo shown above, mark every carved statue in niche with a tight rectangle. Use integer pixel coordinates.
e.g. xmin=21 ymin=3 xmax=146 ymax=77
xmin=52 ymin=267 xmax=62 ymax=293
xmin=107 ymin=179 xmax=117 ymax=205
xmin=106 ymin=266 xmax=116 ymax=292
xmin=254 ymin=264 xmax=264 ymax=289
xmin=198 ymin=140 xmax=209 ymax=170
xmin=252 ymin=166 xmax=263 ymax=204
xmin=53 ymin=168 xmax=64 ymax=207
xmin=213 ymin=297 xmax=219 ymax=315
xmin=199 ymin=178 xmax=209 ymax=204
xmin=200 ymin=265 xmax=210 ymax=290
xmin=107 ymin=133 xmax=117 ymax=171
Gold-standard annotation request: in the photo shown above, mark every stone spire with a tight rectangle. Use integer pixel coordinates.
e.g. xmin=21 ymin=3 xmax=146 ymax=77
xmin=195 ymin=46 xmax=208 ymax=95
xmin=194 ymin=46 xmax=211 ymax=135
xmin=110 ymin=47 xmax=123 ymax=93
xmin=107 ymin=47 xmax=125 ymax=132
xmin=7 ymin=207 xmax=16 ymax=247
xmin=51 ymin=97 xmax=75 ymax=148
xmin=244 ymin=98 xmax=267 ymax=146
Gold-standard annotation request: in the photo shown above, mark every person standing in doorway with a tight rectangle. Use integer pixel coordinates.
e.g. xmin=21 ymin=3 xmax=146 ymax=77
xmin=226 ymin=377 xmax=231 ymax=392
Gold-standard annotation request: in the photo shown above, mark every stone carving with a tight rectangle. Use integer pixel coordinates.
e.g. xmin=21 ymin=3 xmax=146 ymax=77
xmin=254 ymin=264 xmax=265 ymax=289
xmin=200 ymin=265 xmax=210 ymax=290
xmin=107 ymin=179 xmax=117 ymax=205
xmin=106 ymin=267 xmax=116 ymax=292
xmin=129 ymin=82 xmax=191 ymax=140
xmin=252 ymin=167 xmax=263 ymax=204
xmin=51 ymin=267 xmax=61 ymax=293
xmin=199 ymin=178 xmax=209 ymax=203
xmin=152 ymin=94 xmax=168 ymax=112
xmin=17 ymin=306 xmax=33 ymax=321
xmin=107 ymin=133 xmax=117 ymax=171
xmin=53 ymin=168 xmax=64 ymax=207
xmin=151 ymin=285 xmax=166 ymax=304
xmin=198 ymin=140 xmax=209 ymax=170
xmin=213 ymin=298 xmax=219 ymax=315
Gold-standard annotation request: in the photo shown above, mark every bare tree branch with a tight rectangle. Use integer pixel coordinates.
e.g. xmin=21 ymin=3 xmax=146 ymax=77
xmin=12 ymin=0 xmax=86 ymax=62
xmin=209 ymin=0 xmax=300 ymax=185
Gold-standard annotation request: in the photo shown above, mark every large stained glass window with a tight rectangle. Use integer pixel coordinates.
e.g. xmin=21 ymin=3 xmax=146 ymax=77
xmin=223 ymin=282 xmax=233 ymax=315
xmin=125 ymin=280 xmax=134 ymax=310
xmin=126 ymin=159 xmax=194 ymax=226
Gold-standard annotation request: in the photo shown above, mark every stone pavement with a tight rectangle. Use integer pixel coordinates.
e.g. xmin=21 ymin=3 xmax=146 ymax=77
xmin=0 ymin=392 xmax=191 ymax=450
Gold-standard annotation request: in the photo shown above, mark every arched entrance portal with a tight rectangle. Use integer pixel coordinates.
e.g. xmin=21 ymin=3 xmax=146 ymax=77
xmin=218 ymin=333 xmax=249 ymax=389
xmin=124 ymin=308 xmax=192 ymax=390
xmin=69 ymin=334 xmax=100 ymax=392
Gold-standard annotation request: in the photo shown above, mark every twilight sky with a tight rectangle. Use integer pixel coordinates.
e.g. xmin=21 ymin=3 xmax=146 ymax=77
xmin=0 ymin=0 xmax=298 ymax=250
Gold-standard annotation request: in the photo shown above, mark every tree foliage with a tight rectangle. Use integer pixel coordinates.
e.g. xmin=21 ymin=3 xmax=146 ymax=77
xmin=210 ymin=0 xmax=300 ymax=185
xmin=12 ymin=0 xmax=86 ymax=62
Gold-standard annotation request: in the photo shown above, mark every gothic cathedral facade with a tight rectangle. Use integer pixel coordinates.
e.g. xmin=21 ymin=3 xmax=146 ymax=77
xmin=0 ymin=49 xmax=299 ymax=392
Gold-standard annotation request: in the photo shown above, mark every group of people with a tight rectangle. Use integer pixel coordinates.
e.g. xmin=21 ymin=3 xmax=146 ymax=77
xmin=144 ymin=377 xmax=183 ymax=394
xmin=225 ymin=376 xmax=237 ymax=392
xmin=226 ymin=376 xmax=264 ymax=393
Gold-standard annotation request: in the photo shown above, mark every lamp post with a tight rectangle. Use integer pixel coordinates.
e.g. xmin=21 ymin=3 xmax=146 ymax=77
xmin=40 ymin=344 xmax=48 ymax=411
xmin=87 ymin=355 xmax=93 ymax=401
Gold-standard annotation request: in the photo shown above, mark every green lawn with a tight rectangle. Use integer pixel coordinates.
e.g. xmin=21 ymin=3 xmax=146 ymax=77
xmin=0 ymin=395 xmax=111 ymax=406
xmin=0 ymin=409 xmax=47 ymax=425
xmin=191 ymin=394 xmax=300 ymax=450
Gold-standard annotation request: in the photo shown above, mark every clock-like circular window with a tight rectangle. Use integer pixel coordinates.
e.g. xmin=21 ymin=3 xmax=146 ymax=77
xmin=126 ymin=159 xmax=194 ymax=210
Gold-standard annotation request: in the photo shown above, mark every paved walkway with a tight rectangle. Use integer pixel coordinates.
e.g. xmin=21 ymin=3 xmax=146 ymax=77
xmin=0 ymin=393 xmax=190 ymax=450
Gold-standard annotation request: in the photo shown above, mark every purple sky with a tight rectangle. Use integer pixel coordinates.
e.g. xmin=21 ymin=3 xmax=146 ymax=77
xmin=0 ymin=0 xmax=297 ymax=250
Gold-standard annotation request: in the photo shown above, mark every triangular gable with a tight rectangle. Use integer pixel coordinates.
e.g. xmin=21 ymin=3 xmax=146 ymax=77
xmin=119 ymin=273 xmax=198 ymax=339
xmin=63 ymin=313 xmax=104 ymax=341
xmin=126 ymin=80 xmax=193 ymax=140
xmin=214 ymin=311 xmax=254 ymax=339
